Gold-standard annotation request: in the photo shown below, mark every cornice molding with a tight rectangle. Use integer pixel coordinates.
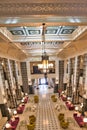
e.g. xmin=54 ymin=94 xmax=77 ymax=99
xmin=0 ymin=0 xmax=87 ymax=3
xmin=0 ymin=2 xmax=87 ymax=16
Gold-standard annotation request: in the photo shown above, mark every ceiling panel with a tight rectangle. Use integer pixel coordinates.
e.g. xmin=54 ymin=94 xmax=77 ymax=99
xmin=28 ymin=30 xmax=40 ymax=35
xmin=8 ymin=27 xmax=26 ymax=35
xmin=6 ymin=25 xmax=78 ymax=57
xmin=60 ymin=26 xmax=77 ymax=34
xmin=10 ymin=30 xmax=25 ymax=35
xmin=7 ymin=26 xmax=78 ymax=36
xmin=46 ymin=29 xmax=57 ymax=34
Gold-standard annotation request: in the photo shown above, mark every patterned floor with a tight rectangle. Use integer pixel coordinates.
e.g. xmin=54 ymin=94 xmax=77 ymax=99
xmin=16 ymin=85 xmax=82 ymax=130
xmin=35 ymin=86 xmax=59 ymax=130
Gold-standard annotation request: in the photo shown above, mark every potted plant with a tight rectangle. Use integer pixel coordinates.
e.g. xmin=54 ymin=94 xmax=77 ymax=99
xmin=34 ymin=95 xmax=39 ymax=103
xmin=29 ymin=115 xmax=36 ymax=124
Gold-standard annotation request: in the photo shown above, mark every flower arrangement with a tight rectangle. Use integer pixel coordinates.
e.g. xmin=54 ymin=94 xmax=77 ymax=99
xmin=27 ymin=115 xmax=36 ymax=130
xmin=58 ymin=113 xmax=69 ymax=129
xmin=34 ymin=95 xmax=39 ymax=103
xmin=51 ymin=95 xmax=57 ymax=102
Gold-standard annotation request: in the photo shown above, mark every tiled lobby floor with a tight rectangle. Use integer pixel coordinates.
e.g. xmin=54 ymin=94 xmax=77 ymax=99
xmin=16 ymin=85 xmax=86 ymax=130
xmin=35 ymin=93 xmax=59 ymax=130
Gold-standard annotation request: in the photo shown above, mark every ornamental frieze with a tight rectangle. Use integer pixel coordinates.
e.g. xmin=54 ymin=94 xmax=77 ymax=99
xmin=0 ymin=2 xmax=86 ymax=16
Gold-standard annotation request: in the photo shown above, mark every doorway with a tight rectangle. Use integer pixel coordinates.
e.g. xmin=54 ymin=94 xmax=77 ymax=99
xmin=39 ymin=77 xmax=48 ymax=85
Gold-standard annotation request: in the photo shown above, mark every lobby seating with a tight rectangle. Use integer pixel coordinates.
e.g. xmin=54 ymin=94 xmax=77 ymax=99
xmin=61 ymin=94 xmax=67 ymax=101
xmin=5 ymin=116 xmax=19 ymax=130
xmin=58 ymin=89 xmax=62 ymax=96
xmin=65 ymin=101 xmax=74 ymax=110
xmin=73 ymin=113 xmax=84 ymax=127
xmin=17 ymin=104 xmax=25 ymax=114
xmin=24 ymin=96 xmax=28 ymax=103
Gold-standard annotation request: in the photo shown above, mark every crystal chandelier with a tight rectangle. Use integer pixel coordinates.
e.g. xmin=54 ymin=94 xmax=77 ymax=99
xmin=42 ymin=23 xmax=49 ymax=73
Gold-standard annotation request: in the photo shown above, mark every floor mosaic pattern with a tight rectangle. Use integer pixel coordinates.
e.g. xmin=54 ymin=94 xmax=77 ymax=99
xmin=35 ymin=93 xmax=59 ymax=130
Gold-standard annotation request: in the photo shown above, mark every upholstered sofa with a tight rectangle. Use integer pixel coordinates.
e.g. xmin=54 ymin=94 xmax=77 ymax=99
xmin=65 ymin=101 xmax=74 ymax=110
xmin=5 ymin=116 xmax=19 ymax=130
xmin=61 ymin=95 xmax=67 ymax=101
xmin=17 ymin=104 xmax=25 ymax=114
xmin=24 ymin=96 xmax=28 ymax=103
xmin=58 ymin=89 xmax=62 ymax=96
xmin=0 ymin=109 xmax=7 ymax=129
xmin=73 ymin=113 xmax=84 ymax=127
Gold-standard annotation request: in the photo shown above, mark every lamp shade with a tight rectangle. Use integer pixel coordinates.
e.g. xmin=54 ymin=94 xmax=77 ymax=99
xmin=21 ymin=99 xmax=24 ymax=103
xmin=13 ymin=110 xmax=17 ymax=115
xmin=75 ymin=106 xmax=79 ymax=111
xmin=67 ymin=97 xmax=71 ymax=101
xmin=5 ymin=123 xmax=11 ymax=128
xmin=83 ymin=117 xmax=87 ymax=123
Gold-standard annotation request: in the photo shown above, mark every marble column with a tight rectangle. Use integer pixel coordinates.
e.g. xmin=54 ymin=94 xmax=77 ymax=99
xmin=67 ymin=59 xmax=72 ymax=97
xmin=72 ymin=56 xmax=83 ymax=104
xmin=0 ymin=70 xmax=10 ymax=119
xmin=8 ymin=59 xmax=17 ymax=107
xmin=59 ymin=60 xmax=64 ymax=91
xmin=82 ymin=54 xmax=87 ymax=111
xmin=20 ymin=62 xmax=28 ymax=93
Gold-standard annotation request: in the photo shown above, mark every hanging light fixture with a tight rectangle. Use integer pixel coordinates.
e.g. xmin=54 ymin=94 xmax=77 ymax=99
xmin=41 ymin=23 xmax=49 ymax=73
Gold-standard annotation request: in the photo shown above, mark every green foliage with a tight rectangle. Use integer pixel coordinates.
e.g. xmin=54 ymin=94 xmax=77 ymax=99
xmin=51 ymin=95 xmax=57 ymax=102
xmin=34 ymin=95 xmax=38 ymax=99
xmin=27 ymin=123 xmax=35 ymax=130
xmin=34 ymin=95 xmax=39 ymax=103
xmin=27 ymin=115 xmax=36 ymax=130
xmin=52 ymin=97 xmax=57 ymax=102
xmin=29 ymin=115 xmax=36 ymax=124
xmin=58 ymin=113 xmax=69 ymax=129
xmin=60 ymin=120 xmax=69 ymax=129
xmin=58 ymin=113 xmax=64 ymax=121
xmin=51 ymin=95 xmax=55 ymax=99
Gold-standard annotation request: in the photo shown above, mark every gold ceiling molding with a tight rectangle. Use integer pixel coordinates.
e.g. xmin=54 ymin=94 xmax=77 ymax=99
xmin=0 ymin=0 xmax=86 ymax=3
xmin=0 ymin=2 xmax=87 ymax=16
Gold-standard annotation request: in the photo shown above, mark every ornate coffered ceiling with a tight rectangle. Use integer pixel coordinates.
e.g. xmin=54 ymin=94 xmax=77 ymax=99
xmin=4 ymin=25 xmax=78 ymax=56
xmin=0 ymin=23 xmax=87 ymax=58
xmin=8 ymin=26 xmax=77 ymax=36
